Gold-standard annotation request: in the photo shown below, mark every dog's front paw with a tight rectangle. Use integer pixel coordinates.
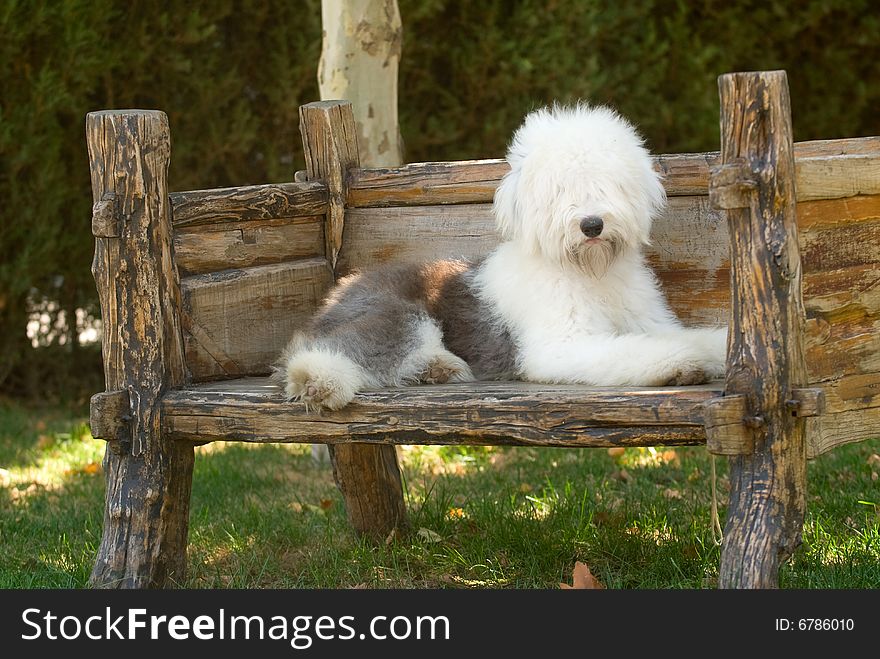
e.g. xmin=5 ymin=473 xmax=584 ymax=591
xmin=283 ymin=350 xmax=364 ymax=412
xmin=291 ymin=379 xmax=351 ymax=412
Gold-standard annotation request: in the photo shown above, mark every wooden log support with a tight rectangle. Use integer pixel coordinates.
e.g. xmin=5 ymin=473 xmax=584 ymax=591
xmin=89 ymin=390 xmax=130 ymax=448
xmin=299 ymin=100 xmax=359 ymax=270
xmin=708 ymin=159 xmax=758 ymax=210
xmin=169 ymin=180 xmax=329 ymax=228
xmin=711 ymin=71 xmax=809 ymax=589
xmin=299 ymin=101 xmax=409 ymax=539
xmin=164 ymin=379 xmax=718 ymax=445
xmin=703 ymin=388 xmax=824 ymax=456
xmin=702 ymin=395 xmax=755 ymax=456
xmin=87 ymin=109 xmax=194 ymax=588
xmin=343 ymin=138 xmax=880 ymax=208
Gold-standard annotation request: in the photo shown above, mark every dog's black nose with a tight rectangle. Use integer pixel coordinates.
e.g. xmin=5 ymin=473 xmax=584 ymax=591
xmin=579 ymin=216 xmax=604 ymax=238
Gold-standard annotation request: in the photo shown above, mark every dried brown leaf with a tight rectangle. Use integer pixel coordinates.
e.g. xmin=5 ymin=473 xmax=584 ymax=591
xmin=560 ymin=561 xmax=605 ymax=589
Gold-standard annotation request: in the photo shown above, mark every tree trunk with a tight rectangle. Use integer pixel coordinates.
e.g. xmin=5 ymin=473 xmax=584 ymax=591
xmin=318 ymin=0 xmax=403 ymax=167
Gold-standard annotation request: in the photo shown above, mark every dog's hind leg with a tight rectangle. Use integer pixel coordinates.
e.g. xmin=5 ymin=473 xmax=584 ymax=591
xmin=280 ymin=302 xmax=473 ymax=411
xmin=397 ymin=316 xmax=475 ymax=385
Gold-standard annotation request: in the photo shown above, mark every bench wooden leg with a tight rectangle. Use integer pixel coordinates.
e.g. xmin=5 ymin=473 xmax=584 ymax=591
xmin=297 ymin=103 xmax=409 ymax=539
xmin=720 ymin=444 xmax=806 ymax=588
xmin=329 ymin=444 xmax=408 ymax=539
xmin=710 ymin=70 xmax=809 ymax=588
xmin=91 ymin=441 xmax=195 ymax=588
xmin=87 ymin=109 xmax=192 ymax=587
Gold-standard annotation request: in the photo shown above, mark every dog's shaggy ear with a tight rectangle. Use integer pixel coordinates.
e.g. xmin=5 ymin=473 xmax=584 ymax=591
xmin=493 ymin=166 xmax=520 ymax=241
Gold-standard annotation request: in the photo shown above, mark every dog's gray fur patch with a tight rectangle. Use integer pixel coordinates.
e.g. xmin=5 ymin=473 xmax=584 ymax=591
xmin=297 ymin=260 xmax=517 ymax=382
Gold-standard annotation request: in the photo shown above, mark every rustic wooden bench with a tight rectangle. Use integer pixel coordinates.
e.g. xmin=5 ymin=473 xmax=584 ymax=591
xmin=87 ymin=70 xmax=880 ymax=589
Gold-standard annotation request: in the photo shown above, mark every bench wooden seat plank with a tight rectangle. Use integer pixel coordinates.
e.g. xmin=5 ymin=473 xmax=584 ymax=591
xmin=162 ymin=377 xmax=723 ymax=447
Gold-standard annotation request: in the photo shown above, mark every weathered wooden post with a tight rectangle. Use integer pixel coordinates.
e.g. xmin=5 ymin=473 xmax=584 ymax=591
xmin=87 ymin=110 xmax=194 ymax=587
xmin=706 ymin=71 xmax=808 ymax=588
xmin=299 ymin=101 xmax=409 ymax=538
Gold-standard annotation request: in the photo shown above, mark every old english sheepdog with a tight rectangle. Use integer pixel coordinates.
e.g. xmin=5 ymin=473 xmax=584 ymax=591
xmin=277 ymin=104 xmax=727 ymax=411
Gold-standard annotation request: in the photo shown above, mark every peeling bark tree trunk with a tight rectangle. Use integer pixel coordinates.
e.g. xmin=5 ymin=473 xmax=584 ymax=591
xmin=318 ymin=0 xmax=403 ymax=167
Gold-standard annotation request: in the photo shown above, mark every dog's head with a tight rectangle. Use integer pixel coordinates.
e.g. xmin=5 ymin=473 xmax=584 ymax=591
xmin=493 ymin=104 xmax=665 ymax=277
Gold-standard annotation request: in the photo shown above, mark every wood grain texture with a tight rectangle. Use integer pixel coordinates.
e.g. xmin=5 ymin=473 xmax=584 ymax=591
xmin=329 ymin=443 xmax=408 ymax=539
xmin=162 ymin=378 xmax=721 ymax=445
xmin=796 ymin=153 xmax=880 ymax=201
xmin=299 ymin=101 xmax=359 ymax=269
xmin=155 ymin=375 xmax=874 ymax=455
xmin=800 ymin=195 xmax=880 ymax=394
xmin=174 ymin=216 xmax=324 ymax=276
xmin=87 ymin=109 xmax=194 ymax=589
xmin=89 ymin=390 xmax=130 ymax=444
xmin=703 ymin=395 xmax=754 ymax=455
xmin=714 ymin=71 xmax=808 ymax=590
xmin=807 ymin=371 xmax=880 ymax=458
xmin=348 ymin=159 xmax=510 ymax=207
xmin=169 ymin=180 xmax=328 ymax=228
xmin=345 ymin=138 xmax=880 ymax=207
xmin=91 ymin=193 xmax=119 ymax=237
xmin=808 ymin=406 xmax=880 ymax=457
xmin=180 ymin=258 xmax=333 ymax=381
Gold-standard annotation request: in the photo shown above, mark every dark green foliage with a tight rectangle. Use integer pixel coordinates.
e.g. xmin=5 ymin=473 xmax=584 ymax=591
xmin=399 ymin=0 xmax=880 ymax=159
xmin=1 ymin=0 xmax=879 ymax=396
xmin=0 ymin=0 xmax=322 ymax=396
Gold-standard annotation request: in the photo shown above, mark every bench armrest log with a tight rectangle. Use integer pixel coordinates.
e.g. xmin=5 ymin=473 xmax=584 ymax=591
xmin=709 ymin=71 xmax=809 ymax=589
xmin=87 ymin=110 xmax=195 ymax=588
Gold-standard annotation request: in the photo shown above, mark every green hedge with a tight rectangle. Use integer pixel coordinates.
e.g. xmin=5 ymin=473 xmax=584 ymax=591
xmin=1 ymin=0 xmax=878 ymax=395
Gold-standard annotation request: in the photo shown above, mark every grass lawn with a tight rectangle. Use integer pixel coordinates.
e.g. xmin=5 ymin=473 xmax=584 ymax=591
xmin=1 ymin=398 xmax=878 ymax=588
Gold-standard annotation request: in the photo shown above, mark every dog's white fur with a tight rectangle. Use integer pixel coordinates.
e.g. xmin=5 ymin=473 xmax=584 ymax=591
xmin=484 ymin=105 xmax=725 ymax=386
xmin=279 ymin=104 xmax=726 ymax=410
